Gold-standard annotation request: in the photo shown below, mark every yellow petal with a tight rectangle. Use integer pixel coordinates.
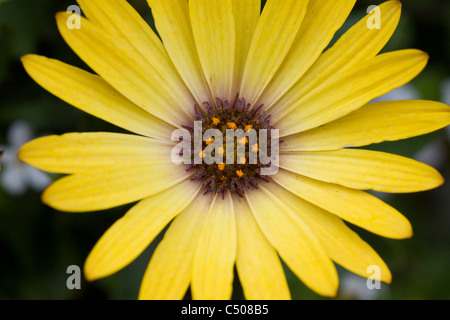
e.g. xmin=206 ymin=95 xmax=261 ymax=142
xmin=280 ymin=149 xmax=444 ymax=193
xmin=257 ymin=0 xmax=356 ymax=109
xmin=270 ymin=1 xmax=401 ymax=113
xmin=21 ymin=55 xmax=174 ymax=140
xmin=233 ymin=195 xmax=291 ymax=300
xmin=147 ymin=0 xmax=213 ymax=105
xmin=245 ymin=186 xmax=338 ymax=297
xmin=77 ymin=0 xmax=196 ymax=117
xmin=139 ymin=193 xmax=211 ymax=300
xmin=282 ymin=100 xmax=450 ymax=151
xmin=189 ymin=0 xmax=235 ymax=101
xmin=18 ymin=132 xmax=174 ymax=174
xmin=273 ymin=170 xmax=413 ymax=239
xmin=274 ymin=49 xmax=429 ymax=136
xmin=42 ymin=162 xmax=191 ymax=212
xmin=56 ymin=12 xmax=190 ymax=127
xmin=76 ymin=0 xmax=164 ymax=54
xmin=239 ymin=0 xmax=308 ymax=106
xmin=268 ymin=180 xmax=392 ymax=283
xmin=84 ymin=179 xmax=201 ymax=281
xmin=192 ymin=192 xmax=236 ymax=300
xmin=231 ymin=0 xmax=261 ymax=101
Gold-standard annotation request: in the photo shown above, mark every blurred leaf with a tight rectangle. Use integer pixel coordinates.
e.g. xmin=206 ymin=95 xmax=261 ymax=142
xmin=0 ymin=0 xmax=47 ymax=58
xmin=414 ymin=65 xmax=449 ymax=101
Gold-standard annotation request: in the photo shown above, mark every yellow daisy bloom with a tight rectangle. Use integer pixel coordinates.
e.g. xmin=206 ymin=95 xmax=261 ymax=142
xmin=18 ymin=0 xmax=450 ymax=300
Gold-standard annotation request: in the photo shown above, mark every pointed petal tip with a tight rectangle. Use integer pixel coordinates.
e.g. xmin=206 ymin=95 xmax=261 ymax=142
xmin=406 ymin=229 xmax=414 ymax=239
xmin=41 ymin=187 xmax=50 ymax=204
xmin=16 ymin=146 xmax=26 ymax=162
xmin=55 ymin=11 xmax=67 ymax=20
xmin=15 ymin=137 xmax=40 ymax=163
xmin=55 ymin=12 xmax=68 ymax=30
xmin=21 ymin=54 xmax=42 ymax=77
xmin=41 ymin=188 xmax=60 ymax=212
xmin=319 ymin=281 xmax=339 ymax=299
xmin=83 ymin=272 xmax=96 ymax=283
xmin=55 ymin=11 xmax=75 ymax=30
xmin=84 ymin=252 xmax=119 ymax=283
xmin=418 ymin=168 xmax=445 ymax=192
xmin=41 ymin=184 xmax=86 ymax=213
xmin=83 ymin=263 xmax=101 ymax=283
xmin=383 ymin=268 xmax=393 ymax=285
xmin=406 ymin=49 xmax=429 ymax=65
xmin=431 ymin=173 xmax=445 ymax=190
xmin=392 ymin=221 xmax=413 ymax=240
xmin=20 ymin=54 xmax=33 ymax=65
xmin=383 ymin=0 xmax=402 ymax=10
xmin=21 ymin=54 xmax=52 ymax=67
xmin=371 ymin=258 xmax=393 ymax=284
xmin=419 ymin=50 xmax=430 ymax=61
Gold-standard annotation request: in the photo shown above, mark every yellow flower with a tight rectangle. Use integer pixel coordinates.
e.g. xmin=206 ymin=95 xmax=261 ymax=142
xmin=19 ymin=0 xmax=450 ymax=300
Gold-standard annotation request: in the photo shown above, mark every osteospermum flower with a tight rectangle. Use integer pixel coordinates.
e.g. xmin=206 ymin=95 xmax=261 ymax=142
xmin=19 ymin=0 xmax=450 ymax=299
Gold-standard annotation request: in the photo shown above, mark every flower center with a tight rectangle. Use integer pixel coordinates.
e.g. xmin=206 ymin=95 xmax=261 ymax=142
xmin=184 ymin=98 xmax=276 ymax=198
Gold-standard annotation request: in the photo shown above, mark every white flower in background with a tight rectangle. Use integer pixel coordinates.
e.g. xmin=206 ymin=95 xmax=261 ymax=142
xmin=442 ymin=78 xmax=450 ymax=105
xmin=339 ymin=273 xmax=387 ymax=300
xmin=372 ymin=83 xmax=422 ymax=102
xmin=0 ymin=121 xmax=51 ymax=196
xmin=442 ymin=78 xmax=450 ymax=141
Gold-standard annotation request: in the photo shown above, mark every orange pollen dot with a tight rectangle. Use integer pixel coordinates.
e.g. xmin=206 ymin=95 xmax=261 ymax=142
xmin=239 ymin=157 xmax=247 ymax=164
xmin=199 ymin=150 xmax=205 ymax=158
xmin=252 ymin=144 xmax=259 ymax=152
xmin=218 ymin=164 xmax=225 ymax=171
xmin=236 ymin=170 xmax=245 ymax=178
xmin=227 ymin=122 xmax=237 ymax=130
xmin=218 ymin=147 xmax=225 ymax=154
xmin=205 ymin=137 xmax=214 ymax=145
xmin=239 ymin=137 xmax=248 ymax=145
xmin=245 ymin=125 xmax=253 ymax=131
xmin=212 ymin=118 xmax=221 ymax=125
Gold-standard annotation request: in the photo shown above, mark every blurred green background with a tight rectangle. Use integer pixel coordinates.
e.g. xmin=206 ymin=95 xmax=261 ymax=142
xmin=0 ymin=0 xmax=449 ymax=300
